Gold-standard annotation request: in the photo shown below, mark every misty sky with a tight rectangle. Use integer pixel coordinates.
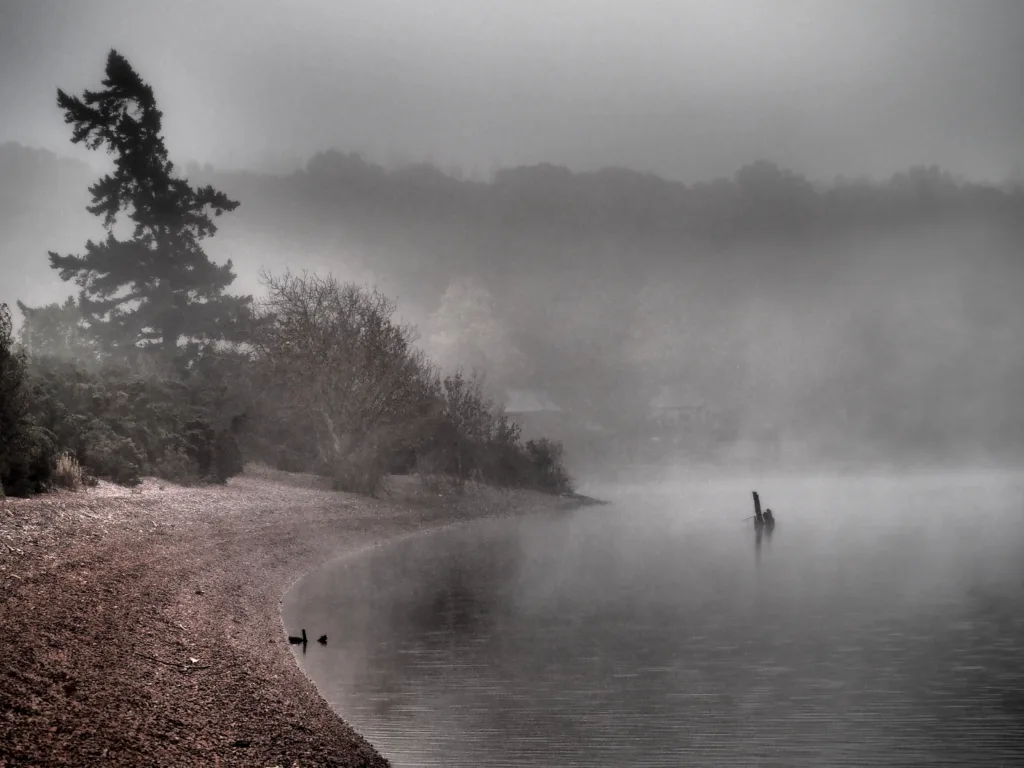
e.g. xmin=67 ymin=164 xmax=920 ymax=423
xmin=1 ymin=0 xmax=1022 ymax=181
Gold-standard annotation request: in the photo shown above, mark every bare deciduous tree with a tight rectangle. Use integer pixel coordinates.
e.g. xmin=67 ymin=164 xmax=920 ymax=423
xmin=251 ymin=271 xmax=430 ymax=493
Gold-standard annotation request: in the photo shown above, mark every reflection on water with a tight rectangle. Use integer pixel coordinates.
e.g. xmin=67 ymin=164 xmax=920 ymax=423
xmin=754 ymin=518 xmax=774 ymax=563
xmin=284 ymin=471 xmax=1024 ymax=766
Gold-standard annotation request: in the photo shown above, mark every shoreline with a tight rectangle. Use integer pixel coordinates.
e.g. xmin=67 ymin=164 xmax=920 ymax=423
xmin=276 ymin=492 xmax=607 ymax=757
xmin=0 ymin=467 xmax=600 ymax=767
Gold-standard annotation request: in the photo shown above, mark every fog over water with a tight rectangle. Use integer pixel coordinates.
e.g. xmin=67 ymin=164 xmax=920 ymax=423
xmin=3 ymin=1 xmax=1023 ymax=761
xmin=285 ymin=470 xmax=1024 ymax=766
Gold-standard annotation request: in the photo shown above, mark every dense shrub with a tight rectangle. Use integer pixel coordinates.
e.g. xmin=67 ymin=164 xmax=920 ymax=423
xmin=0 ymin=425 xmax=57 ymax=498
xmin=241 ymin=274 xmax=574 ymax=496
xmin=523 ymin=438 xmax=574 ymax=494
xmin=410 ymin=370 xmax=574 ymax=495
xmin=151 ymin=446 xmax=197 ymax=485
xmin=78 ymin=423 xmax=145 ymax=486
xmin=22 ymin=354 xmax=248 ymax=487
xmin=6 ymin=276 xmax=574 ymax=498
xmin=1 ymin=303 xmax=56 ymax=496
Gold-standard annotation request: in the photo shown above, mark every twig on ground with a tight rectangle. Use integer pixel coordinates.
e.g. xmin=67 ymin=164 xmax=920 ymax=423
xmin=132 ymin=651 xmax=182 ymax=668
xmin=132 ymin=650 xmax=228 ymax=673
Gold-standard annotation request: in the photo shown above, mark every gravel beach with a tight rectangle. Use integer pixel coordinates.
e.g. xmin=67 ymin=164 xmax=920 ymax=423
xmin=0 ymin=466 xmax=595 ymax=767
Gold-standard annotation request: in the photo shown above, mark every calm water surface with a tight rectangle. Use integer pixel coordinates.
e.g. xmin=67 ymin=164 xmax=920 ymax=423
xmin=284 ymin=470 xmax=1024 ymax=766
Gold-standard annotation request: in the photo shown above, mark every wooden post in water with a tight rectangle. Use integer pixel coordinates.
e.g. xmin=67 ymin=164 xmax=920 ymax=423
xmin=752 ymin=491 xmax=764 ymax=525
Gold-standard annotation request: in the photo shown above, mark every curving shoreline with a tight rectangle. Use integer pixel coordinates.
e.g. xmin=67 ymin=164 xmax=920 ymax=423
xmin=0 ymin=467 xmax=599 ymax=767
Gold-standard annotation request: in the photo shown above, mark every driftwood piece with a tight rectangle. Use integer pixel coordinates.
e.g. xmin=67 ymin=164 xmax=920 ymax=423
xmin=132 ymin=651 xmax=213 ymax=672
xmin=752 ymin=491 xmax=763 ymax=524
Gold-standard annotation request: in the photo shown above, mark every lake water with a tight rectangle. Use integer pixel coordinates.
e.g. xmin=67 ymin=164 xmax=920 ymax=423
xmin=283 ymin=470 xmax=1024 ymax=766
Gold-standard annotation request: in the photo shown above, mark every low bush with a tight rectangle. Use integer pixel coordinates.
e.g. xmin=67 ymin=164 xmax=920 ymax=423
xmin=22 ymin=354 xmax=249 ymax=488
xmin=1 ymin=425 xmax=58 ymax=497
xmin=52 ymin=452 xmax=84 ymax=490
xmin=410 ymin=371 xmax=575 ymax=495
xmin=523 ymin=438 xmax=574 ymax=494
xmin=5 ymin=276 xmax=575 ymax=499
xmin=151 ymin=446 xmax=198 ymax=485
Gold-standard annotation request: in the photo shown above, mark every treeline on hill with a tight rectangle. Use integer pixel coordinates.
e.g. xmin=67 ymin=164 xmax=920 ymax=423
xmin=0 ymin=49 xmax=571 ymax=499
xmin=192 ymin=149 xmax=1024 ymax=248
xmin=5 ymin=129 xmax=1024 ymax=251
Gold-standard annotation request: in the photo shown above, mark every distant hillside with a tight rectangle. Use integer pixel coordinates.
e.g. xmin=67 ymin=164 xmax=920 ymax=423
xmin=4 ymin=141 xmax=1023 ymax=466
xmin=7 ymin=140 xmax=1024 ymax=309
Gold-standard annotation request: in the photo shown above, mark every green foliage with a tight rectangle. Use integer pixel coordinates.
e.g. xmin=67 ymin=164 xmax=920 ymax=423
xmin=24 ymin=353 xmax=247 ymax=487
xmin=6 ymin=273 xmax=573 ymax=497
xmin=77 ymin=422 xmax=145 ymax=486
xmin=1 ymin=303 xmax=56 ymax=496
xmin=523 ymin=438 xmax=574 ymax=494
xmin=2 ymin=426 xmax=57 ymax=498
xmin=410 ymin=369 xmax=574 ymax=495
xmin=415 ymin=370 xmax=495 ymax=488
xmin=150 ymin=446 xmax=196 ymax=485
xmin=16 ymin=297 xmax=99 ymax=364
xmin=43 ymin=49 xmax=250 ymax=363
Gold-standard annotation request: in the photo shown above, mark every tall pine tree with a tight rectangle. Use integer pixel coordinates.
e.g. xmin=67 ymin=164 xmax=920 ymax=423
xmin=47 ymin=49 xmax=249 ymax=362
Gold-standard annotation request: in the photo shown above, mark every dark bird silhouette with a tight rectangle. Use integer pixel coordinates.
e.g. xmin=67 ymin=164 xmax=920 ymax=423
xmin=288 ymin=629 xmax=308 ymax=645
xmin=317 ymin=634 xmax=327 ymax=645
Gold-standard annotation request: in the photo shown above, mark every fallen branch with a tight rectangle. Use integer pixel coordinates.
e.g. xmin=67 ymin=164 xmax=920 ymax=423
xmin=132 ymin=651 xmax=234 ymax=674
xmin=132 ymin=651 xmax=182 ymax=668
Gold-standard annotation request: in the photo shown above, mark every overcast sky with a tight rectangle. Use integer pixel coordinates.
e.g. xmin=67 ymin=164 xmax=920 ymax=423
xmin=1 ymin=0 xmax=1022 ymax=181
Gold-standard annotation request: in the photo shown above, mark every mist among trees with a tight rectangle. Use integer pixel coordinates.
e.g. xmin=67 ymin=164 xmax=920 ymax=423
xmin=0 ymin=50 xmax=572 ymax=497
xmin=2 ymin=44 xmax=1023 ymax=489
